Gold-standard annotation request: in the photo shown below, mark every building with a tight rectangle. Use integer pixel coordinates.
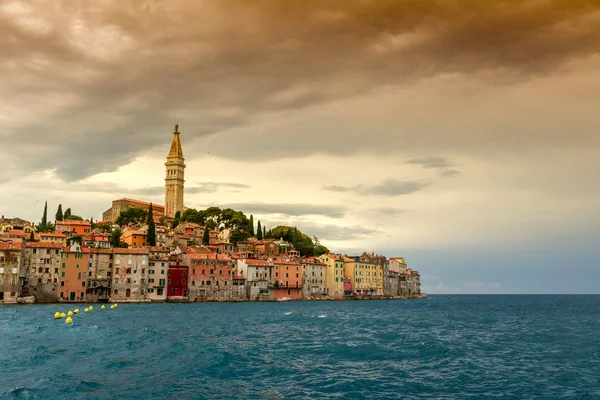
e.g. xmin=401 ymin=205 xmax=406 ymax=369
xmin=318 ymin=253 xmax=345 ymax=299
xmin=302 ymin=257 xmax=327 ymax=298
xmin=210 ymin=242 xmax=236 ymax=255
xmin=23 ymin=242 xmax=62 ymax=303
xmin=253 ymin=240 xmax=280 ymax=257
xmin=59 ymin=243 xmax=90 ymax=302
xmin=84 ymin=233 xmax=110 ymax=249
xmin=232 ymin=275 xmax=247 ymax=300
xmin=102 ymin=198 xmax=165 ymax=223
xmin=188 ymin=253 xmax=233 ymax=301
xmin=39 ymin=232 xmax=67 ymax=246
xmin=272 ymin=259 xmax=303 ymax=300
xmin=111 ymin=248 xmax=150 ymax=301
xmin=0 ymin=216 xmax=35 ymax=234
xmin=388 ymin=257 xmax=408 ymax=274
xmin=236 ymin=258 xmax=274 ymax=300
xmin=167 ymin=255 xmax=189 ymax=299
xmin=55 ymin=220 xmax=92 ymax=236
xmin=121 ymin=228 xmax=148 ymax=248
xmin=0 ymin=241 xmax=24 ymax=303
xmin=86 ymin=248 xmax=113 ymax=302
xmin=165 ymin=124 xmax=185 ymax=218
xmin=148 ymin=254 xmax=168 ymax=301
xmin=343 ymin=254 xmax=385 ymax=296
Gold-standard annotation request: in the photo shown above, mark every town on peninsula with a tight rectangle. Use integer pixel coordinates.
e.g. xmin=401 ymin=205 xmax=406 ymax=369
xmin=0 ymin=125 xmax=424 ymax=304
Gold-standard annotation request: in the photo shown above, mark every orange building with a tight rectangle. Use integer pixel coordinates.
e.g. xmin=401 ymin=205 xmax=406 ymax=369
xmin=121 ymin=228 xmax=148 ymax=248
xmin=188 ymin=253 xmax=233 ymax=300
xmin=273 ymin=259 xmax=303 ymax=299
xmin=59 ymin=243 xmax=90 ymax=302
xmin=55 ymin=220 xmax=92 ymax=236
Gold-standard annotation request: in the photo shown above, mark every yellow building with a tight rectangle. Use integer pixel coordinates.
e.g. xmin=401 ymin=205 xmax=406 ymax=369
xmin=343 ymin=253 xmax=385 ymax=296
xmin=39 ymin=232 xmax=67 ymax=246
xmin=318 ymin=253 xmax=345 ymax=299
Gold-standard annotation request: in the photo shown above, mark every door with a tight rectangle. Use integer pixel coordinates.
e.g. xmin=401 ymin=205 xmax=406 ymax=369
xmin=69 ymin=292 xmax=75 ymax=301
xmin=126 ymin=288 xmax=131 ymax=298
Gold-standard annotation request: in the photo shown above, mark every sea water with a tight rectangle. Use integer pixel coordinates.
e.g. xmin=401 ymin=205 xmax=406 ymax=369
xmin=1 ymin=295 xmax=599 ymax=399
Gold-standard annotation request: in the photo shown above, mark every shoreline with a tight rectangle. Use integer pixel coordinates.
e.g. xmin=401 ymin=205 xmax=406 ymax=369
xmin=1 ymin=293 xmax=427 ymax=305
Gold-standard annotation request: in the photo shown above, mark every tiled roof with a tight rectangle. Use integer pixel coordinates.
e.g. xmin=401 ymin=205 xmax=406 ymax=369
xmin=189 ymin=253 xmax=232 ymax=261
xmin=232 ymin=275 xmax=246 ymax=280
xmin=149 ymin=246 xmax=169 ymax=252
xmin=117 ymin=198 xmax=165 ymax=209
xmin=25 ymin=242 xmax=62 ymax=249
xmin=112 ymin=248 xmax=149 ymax=255
xmin=242 ymin=259 xmax=272 ymax=267
xmin=0 ymin=242 xmax=23 ymax=250
xmin=57 ymin=220 xmax=92 ymax=226
xmin=62 ymin=247 xmax=91 ymax=254
xmin=41 ymin=233 xmax=67 ymax=238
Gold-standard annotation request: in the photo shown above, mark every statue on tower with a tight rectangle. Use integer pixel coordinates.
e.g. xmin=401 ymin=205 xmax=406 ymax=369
xmin=174 ymin=123 xmax=179 ymax=133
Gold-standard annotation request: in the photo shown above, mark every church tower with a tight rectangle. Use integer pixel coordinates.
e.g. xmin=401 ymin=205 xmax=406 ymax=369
xmin=165 ymin=124 xmax=185 ymax=218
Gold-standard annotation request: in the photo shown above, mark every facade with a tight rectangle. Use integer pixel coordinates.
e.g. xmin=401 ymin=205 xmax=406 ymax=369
xmin=0 ymin=241 xmax=24 ymax=303
xmin=318 ymin=253 xmax=345 ymax=299
xmin=102 ymin=198 xmax=165 ymax=223
xmin=302 ymin=257 xmax=327 ymax=298
xmin=111 ymin=248 xmax=150 ymax=301
xmin=237 ymin=258 xmax=274 ymax=300
xmin=55 ymin=220 xmax=92 ymax=236
xmin=0 ymin=217 xmax=35 ymax=233
xmin=121 ymin=228 xmax=148 ymax=248
xmin=188 ymin=253 xmax=233 ymax=301
xmin=87 ymin=248 xmax=113 ymax=302
xmin=23 ymin=242 xmax=62 ymax=303
xmin=343 ymin=254 xmax=385 ymax=296
xmin=147 ymin=255 xmax=168 ymax=301
xmin=388 ymin=257 xmax=408 ymax=274
xmin=232 ymin=276 xmax=247 ymax=300
xmin=273 ymin=260 xmax=303 ymax=300
xmin=59 ymin=243 xmax=90 ymax=302
xmin=167 ymin=255 xmax=189 ymax=299
xmin=39 ymin=232 xmax=67 ymax=246
xmin=165 ymin=124 xmax=185 ymax=218
xmin=84 ymin=233 xmax=110 ymax=249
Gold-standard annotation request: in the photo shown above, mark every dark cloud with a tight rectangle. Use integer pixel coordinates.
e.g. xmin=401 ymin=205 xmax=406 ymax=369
xmin=220 ymin=203 xmax=346 ymax=218
xmin=440 ymin=170 xmax=461 ymax=178
xmin=2 ymin=0 xmax=600 ymax=180
xmin=406 ymin=157 xmax=453 ymax=169
xmin=324 ymin=179 xmax=431 ymax=197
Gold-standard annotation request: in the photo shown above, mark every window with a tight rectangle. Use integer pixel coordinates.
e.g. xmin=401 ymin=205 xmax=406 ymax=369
xmin=157 ymin=288 xmax=163 ymax=295
xmin=61 ymin=281 xmax=65 ymax=286
xmin=182 ymin=271 xmax=186 ymax=277
xmin=182 ymin=280 xmax=186 ymax=284
xmin=61 ymin=263 xmax=66 ymax=268
xmin=115 ymin=268 xmax=120 ymax=274
xmin=61 ymin=272 xmax=66 ymax=277
xmin=82 ymin=282 xmax=85 ymax=287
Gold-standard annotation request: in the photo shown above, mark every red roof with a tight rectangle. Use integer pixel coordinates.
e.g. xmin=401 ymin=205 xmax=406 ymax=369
xmin=189 ymin=253 xmax=231 ymax=261
xmin=57 ymin=220 xmax=91 ymax=226
xmin=41 ymin=233 xmax=67 ymax=238
xmin=113 ymin=248 xmax=149 ymax=255
xmin=117 ymin=198 xmax=165 ymax=209
xmin=25 ymin=242 xmax=62 ymax=249
xmin=232 ymin=275 xmax=246 ymax=280
xmin=62 ymin=247 xmax=91 ymax=254
xmin=0 ymin=242 xmax=22 ymax=251
xmin=243 ymin=259 xmax=272 ymax=267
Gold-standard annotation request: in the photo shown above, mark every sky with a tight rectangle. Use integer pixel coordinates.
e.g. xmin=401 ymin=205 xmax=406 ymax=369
xmin=1 ymin=0 xmax=599 ymax=294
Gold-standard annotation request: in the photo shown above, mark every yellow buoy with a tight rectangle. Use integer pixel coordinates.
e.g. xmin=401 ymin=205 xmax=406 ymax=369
xmin=89 ymin=306 xmax=93 ymax=311
xmin=113 ymin=304 xmax=118 ymax=308
xmin=65 ymin=317 xmax=73 ymax=324
xmin=60 ymin=313 xmax=66 ymax=318
xmin=110 ymin=305 xmax=114 ymax=309
xmin=67 ymin=311 xmax=73 ymax=317
xmin=84 ymin=308 xmax=89 ymax=312
xmin=54 ymin=312 xmax=61 ymax=319
xmin=101 ymin=305 xmax=105 ymax=309
xmin=74 ymin=309 xmax=79 ymax=314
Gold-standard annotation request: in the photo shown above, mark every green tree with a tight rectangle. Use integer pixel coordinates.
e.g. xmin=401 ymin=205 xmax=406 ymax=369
xmin=115 ymin=208 xmax=148 ymax=227
xmin=97 ymin=223 xmax=112 ymax=232
xmin=41 ymin=201 xmax=48 ymax=226
xmin=202 ymin=228 xmax=210 ymax=245
xmin=90 ymin=217 xmax=94 ymax=225
xmin=147 ymin=203 xmax=156 ymax=246
xmin=66 ymin=235 xmax=82 ymax=247
xmin=314 ymin=245 xmax=330 ymax=257
xmin=68 ymin=214 xmax=83 ymax=221
xmin=249 ymin=215 xmax=255 ymax=236
xmin=263 ymin=226 xmax=266 ymax=239
xmin=29 ymin=231 xmax=35 ymax=242
xmin=109 ymin=228 xmax=126 ymax=248
xmin=55 ymin=204 xmax=63 ymax=222
xmin=63 ymin=208 xmax=71 ymax=220
xmin=147 ymin=203 xmax=154 ymax=225
xmin=257 ymin=221 xmax=263 ymax=240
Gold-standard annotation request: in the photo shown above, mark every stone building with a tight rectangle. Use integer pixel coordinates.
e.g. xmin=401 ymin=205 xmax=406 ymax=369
xmin=0 ymin=241 xmax=24 ymax=303
xmin=302 ymin=257 xmax=327 ymax=298
xmin=0 ymin=216 xmax=35 ymax=234
xmin=111 ymin=248 xmax=150 ymax=301
xmin=384 ymin=257 xmax=422 ymax=298
xmin=237 ymin=258 xmax=274 ymax=300
xmin=23 ymin=242 xmax=62 ymax=303
xmin=188 ymin=253 xmax=233 ymax=301
xmin=147 ymin=254 xmax=168 ymax=301
xmin=102 ymin=198 xmax=165 ymax=223
xmin=165 ymin=124 xmax=185 ymax=218
xmin=86 ymin=248 xmax=113 ymax=302
xmin=231 ymin=275 xmax=247 ymax=300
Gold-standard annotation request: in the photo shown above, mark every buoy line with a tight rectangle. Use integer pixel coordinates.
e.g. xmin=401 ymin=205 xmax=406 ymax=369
xmin=53 ymin=303 xmax=119 ymax=323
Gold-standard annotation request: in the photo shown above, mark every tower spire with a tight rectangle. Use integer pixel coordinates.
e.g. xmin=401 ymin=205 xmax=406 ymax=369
xmin=168 ymin=124 xmax=184 ymax=158
xmin=165 ymin=124 xmax=185 ymax=218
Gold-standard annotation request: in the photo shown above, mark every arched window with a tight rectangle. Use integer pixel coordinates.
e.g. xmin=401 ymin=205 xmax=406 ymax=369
xmin=126 ymin=288 xmax=131 ymax=297
xmin=114 ymin=289 xmax=118 ymax=294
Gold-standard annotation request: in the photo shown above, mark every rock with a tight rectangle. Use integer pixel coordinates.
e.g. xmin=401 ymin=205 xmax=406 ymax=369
xmin=16 ymin=296 xmax=35 ymax=304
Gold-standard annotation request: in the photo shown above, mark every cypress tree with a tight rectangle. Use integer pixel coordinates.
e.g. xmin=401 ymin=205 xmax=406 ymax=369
xmin=55 ymin=204 xmax=63 ymax=222
xmin=257 ymin=221 xmax=263 ymax=240
xmin=64 ymin=208 xmax=72 ymax=220
xmin=202 ymin=228 xmax=210 ymax=245
xmin=41 ymin=201 xmax=48 ymax=226
xmin=147 ymin=203 xmax=156 ymax=246
xmin=249 ymin=215 xmax=255 ymax=237
xmin=29 ymin=231 xmax=34 ymax=242
xmin=263 ymin=226 xmax=266 ymax=239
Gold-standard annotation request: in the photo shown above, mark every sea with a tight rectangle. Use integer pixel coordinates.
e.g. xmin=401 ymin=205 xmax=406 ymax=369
xmin=1 ymin=295 xmax=599 ymax=399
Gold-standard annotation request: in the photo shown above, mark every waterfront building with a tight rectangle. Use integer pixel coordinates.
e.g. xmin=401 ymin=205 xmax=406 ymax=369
xmin=167 ymin=255 xmax=189 ymax=299
xmin=232 ymin=275 xmax=247 ymax=300
xmin=302 ymin=257 xmax=327 ymax=298
xmin=318 ymin=253 xmax=345 ymax=299
xmin=0 ymin=241 xmax=24 ymax=303
xmin=59 ymin=242 xmax=90 ymax=302
xmin=188 ymin=253 xmax=233 ymax=301
xmin=388 ymin=257 xmax=408 ymax=274
xmin=111 ymin=248 xmax=149 ymax=301
xmin=165 ymin=124 xmax=185 ymax=218
xmin=23 ymin=242 xmax=62 ymax=303
xmin=86 ymin=248 xmax=113 ymax=302
xmin=272 ymin=259 xmax=303 ymax=300
xmin=147 ymin=254 xmax=168 ymax=301
xmin=236 ymin=258 xmax=274 ymax=300
xmin=102 ymin=198 xmax=165 ymax=223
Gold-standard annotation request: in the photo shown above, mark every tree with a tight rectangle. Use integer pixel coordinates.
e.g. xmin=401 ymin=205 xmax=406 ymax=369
xmin=29 ymin=231 xmax=35 ymax=242
xmin=257 ymin=221 xmax=263 ymax=240
xmin=147 ymin=203 xmax=154 ymax=225
xmin=68 ymin=214 xmax=83 ymax=221
xmin=55 ymin=204 xmax=63 ymax=222
xmin=109 ymin=228 xmax=126 ymax=248
xmin=90 ymin=217 xmax=94 ymax=225
xmin=66 ymin=235 xmax=82 ymax=247
xmin=263 ymin=226 xmax=266 ymax=239
xmin=41 ymin=201 xmax=48 ymax=226
xmin=249 ymin=215 xmax=255 ymax=237
xmin=147 ymin=203 xmax=156 ymax=246
xmin=171 ymin=211 xmax=181 ymax=229
xmin=202 ymin=228 xmax=210 ymax=245
xmin=314 ymin=245 xmax=330 ymax=257
xmin=63 ymin=208 xmax=72 ymax=220
xmin=115 ymin=208 xmax=147 ymax=227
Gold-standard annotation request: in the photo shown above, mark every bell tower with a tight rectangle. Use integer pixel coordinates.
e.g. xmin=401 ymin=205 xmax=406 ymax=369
xmin=165 ymin=124 xmax=185 ymax=218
